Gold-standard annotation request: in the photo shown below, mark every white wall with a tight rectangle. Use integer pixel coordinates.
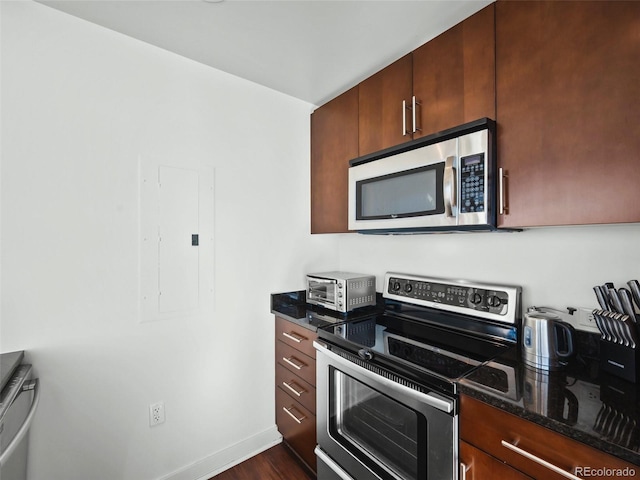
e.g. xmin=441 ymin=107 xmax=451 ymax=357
xmin=1 ymin=3 xmax=337 ymax=480
xmin=337 ymin=223 xmax=640 ymax=320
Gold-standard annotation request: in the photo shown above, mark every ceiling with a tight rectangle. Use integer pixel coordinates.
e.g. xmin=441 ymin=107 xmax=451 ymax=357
xmin=39 ymin=0 xmax=492 ymax=106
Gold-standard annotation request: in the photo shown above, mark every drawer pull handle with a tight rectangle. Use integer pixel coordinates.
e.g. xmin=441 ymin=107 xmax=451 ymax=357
xmin=501 ymin=440 xmax=580 ymax=480
xmin=282 ymin=356 xmax=306 ymax=370
xmin=282 ymin=405 xmax=306 ymax=424
xmin=282 ymin=380 xmax=306 ymax=397
xmin=282 ymin=331 xmax=306 ymax=343
xmin=460 ymin=462 xmax=469 ymax=480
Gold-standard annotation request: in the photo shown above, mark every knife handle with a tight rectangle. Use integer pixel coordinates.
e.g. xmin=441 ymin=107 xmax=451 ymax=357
xmin=628 ymin=280 xmax=640 ymax=311
xmin=620 ymin=315 xmax=637 ymax=349
xmin=618 ymin=288 xmax=638 ymax=323
xmin=594 ymin=286 xmax=609 ymax=310
xmin=593 ymin=310 xmax=608 ymax=341
xmin=609 ymin=313 xmax=629 ymax=346
xmin=607 ymin=287 xmax=625 ymax=314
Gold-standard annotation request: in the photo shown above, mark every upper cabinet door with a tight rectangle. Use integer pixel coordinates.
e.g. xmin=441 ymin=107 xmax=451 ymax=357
xmin=311 ymin=86 xmax=359 ymax=234
xmin=496 ymin=1 xmax=640 ymax=228
xmin=413 ymin=3 xmax=496 ymax=138
xmin=358 ymin=54 xmax=413 ymax=156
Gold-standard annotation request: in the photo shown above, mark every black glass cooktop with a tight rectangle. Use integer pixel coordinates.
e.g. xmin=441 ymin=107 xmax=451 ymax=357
xmin=318 ymin=310 xmax=513 ymax=388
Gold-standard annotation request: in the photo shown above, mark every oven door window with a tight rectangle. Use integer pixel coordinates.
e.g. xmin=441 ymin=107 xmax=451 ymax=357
xmin=355 ymin=164 xmax=444 ymax=221
xmin=330 ymin=369 xmax=426 ymax=480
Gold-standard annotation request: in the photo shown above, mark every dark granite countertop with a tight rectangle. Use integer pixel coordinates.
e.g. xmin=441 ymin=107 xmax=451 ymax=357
xmin=271 ymin=292 xmax=640 ymax=466
xmin=271 ymin=290 xmax=384 ymax=332
xmin=459 ymin=334 xmax=640 ymax=466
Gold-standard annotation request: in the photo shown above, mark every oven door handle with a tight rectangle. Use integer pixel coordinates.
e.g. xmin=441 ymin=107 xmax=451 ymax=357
xmin=314 ymin=341 xmax=454 ymax=414
xmin=315 ymin=447 xmax=356 ymax=480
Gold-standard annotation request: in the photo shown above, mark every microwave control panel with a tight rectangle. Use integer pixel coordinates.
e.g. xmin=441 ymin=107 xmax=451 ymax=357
xmin=459 ymin=153 xmax=485 ymax=214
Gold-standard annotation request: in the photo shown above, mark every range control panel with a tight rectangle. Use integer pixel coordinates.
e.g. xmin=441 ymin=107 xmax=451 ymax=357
xmin=384 ymin=273 xmax=521 ymax=325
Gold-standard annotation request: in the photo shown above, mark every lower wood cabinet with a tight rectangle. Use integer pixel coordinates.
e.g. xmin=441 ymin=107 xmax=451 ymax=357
xmin=460 ymin=394 xmax=636 ymax=480
xmin=276 ymin=363 xmax=316 ymax=413
xmin=275 ymin=386 xmax=316 ymax=471
xmin=460 ymin=440 xmax=533 ymax=480
xmin=275 ymin=316 xmax=317 ymax=473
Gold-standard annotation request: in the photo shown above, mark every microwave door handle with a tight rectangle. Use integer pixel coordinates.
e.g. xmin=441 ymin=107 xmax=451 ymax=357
xmin=443 ymin=156 xmax=457 ymax=217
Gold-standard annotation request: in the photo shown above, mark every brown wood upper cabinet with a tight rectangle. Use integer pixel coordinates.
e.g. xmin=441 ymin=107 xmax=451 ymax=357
xmin=358 ymin=54 xmax=413 ymax=156
xmin=310 ymin=86 xmax=358 ymax=234
xmin=358 ymin=4 xmax=496 ymax=156
xmin=311 ymin=5 xmax=495 ymax=234
xmin=413 ymin=3 xmax=496 ymax=139
xmin=496 ymin=0 xmax=640 ymax=228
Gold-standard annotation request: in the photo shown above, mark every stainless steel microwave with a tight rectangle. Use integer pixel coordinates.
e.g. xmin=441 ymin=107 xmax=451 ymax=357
xmin=348 ymin=118 xmax=497 ymax=234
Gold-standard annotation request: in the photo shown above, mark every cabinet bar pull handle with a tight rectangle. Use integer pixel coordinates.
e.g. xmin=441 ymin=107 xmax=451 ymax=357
xmin=282 ymin=405 xmax=306 ymax=424
xmin=402 ymin=100 xmax=408 ymax=136
xmin=282 ymin=356 xmax=306 ymax=370
xmin=282 ymin=380 xmax=306 ymax=397
xmin=282 ymin=331 xmax=306 ymax=343
xmin=499 ymin=167 xmax=507 ymax=215
xmin=460 ymin=462 xmax=469 ymax=480
xmin=501 ymin=440 xmax=580 ymax=480
xmin=412 ymin=96 xmax=421 ymax=133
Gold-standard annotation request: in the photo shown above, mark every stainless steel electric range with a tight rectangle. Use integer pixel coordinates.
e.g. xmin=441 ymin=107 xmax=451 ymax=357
xmin=314 ymin=272 xmax=522 ymax=480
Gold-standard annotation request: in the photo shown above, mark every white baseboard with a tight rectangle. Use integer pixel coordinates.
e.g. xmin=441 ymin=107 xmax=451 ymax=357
xmin=158 ymin=425 xmax=283 ymax=480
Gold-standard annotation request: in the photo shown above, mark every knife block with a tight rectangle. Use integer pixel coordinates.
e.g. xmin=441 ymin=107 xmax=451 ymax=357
xmin=599 ymin=340 xmax=639 ymax=383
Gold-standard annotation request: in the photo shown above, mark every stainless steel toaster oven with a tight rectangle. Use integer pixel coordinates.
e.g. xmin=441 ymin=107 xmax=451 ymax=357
xmin=306 ymin=272 xmax=376 ymax=313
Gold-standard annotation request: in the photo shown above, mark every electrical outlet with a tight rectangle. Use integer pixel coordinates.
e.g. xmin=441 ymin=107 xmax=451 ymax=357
xmin=149 ymin=402 xmax=165 ymax=427
xmin=576 ymin=307 xmax=599 ymax=333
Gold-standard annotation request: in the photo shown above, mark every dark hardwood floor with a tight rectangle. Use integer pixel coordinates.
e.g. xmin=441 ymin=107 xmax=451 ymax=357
xmin=210 ymin=443 xmax=315 ymax=480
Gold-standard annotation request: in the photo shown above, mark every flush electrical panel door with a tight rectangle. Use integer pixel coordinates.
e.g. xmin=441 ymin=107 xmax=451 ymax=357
xmin=139 ymin=159 xmax=214 ymax=322
xmin=158 ymin=166 xmax=199 ymax=313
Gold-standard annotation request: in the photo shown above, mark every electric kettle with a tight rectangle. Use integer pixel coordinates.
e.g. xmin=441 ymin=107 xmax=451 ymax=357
xmin=522 ymin=309 xmax=575 ymax=370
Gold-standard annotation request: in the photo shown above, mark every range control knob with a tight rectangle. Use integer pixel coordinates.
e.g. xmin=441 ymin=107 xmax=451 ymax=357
xmin=392 ymin=282 xmax=401 ymax=292
xmin=404 ymin=283 xmax=413 ymax=293
xmin=357 ymin=349 xmax=374 ymax=361
xmin=470 ymin=292 xmax=483 ymax=305
xmin=488 ymin=295 xmax=502 ymax=307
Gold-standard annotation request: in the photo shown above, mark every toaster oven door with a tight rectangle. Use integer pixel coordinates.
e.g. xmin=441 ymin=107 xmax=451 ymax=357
xmin=307 ymin=277 xmax=338 ymax=310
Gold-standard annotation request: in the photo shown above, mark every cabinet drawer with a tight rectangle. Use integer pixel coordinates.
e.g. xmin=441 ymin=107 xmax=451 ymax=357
xmin=460 ymin=440 xmax=532 ymax=480
xmin=460 ymin=395 xmax=636 ymax=480
xmin=276 ymin=386 xmax=317 ymax=471
xmin=276 ymin=340 xmax=316 ymax=387
xmin=275 ymin=316 xmax=317 ymax=359
xmin=276 ymin=363 xmax=316 ymax=413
